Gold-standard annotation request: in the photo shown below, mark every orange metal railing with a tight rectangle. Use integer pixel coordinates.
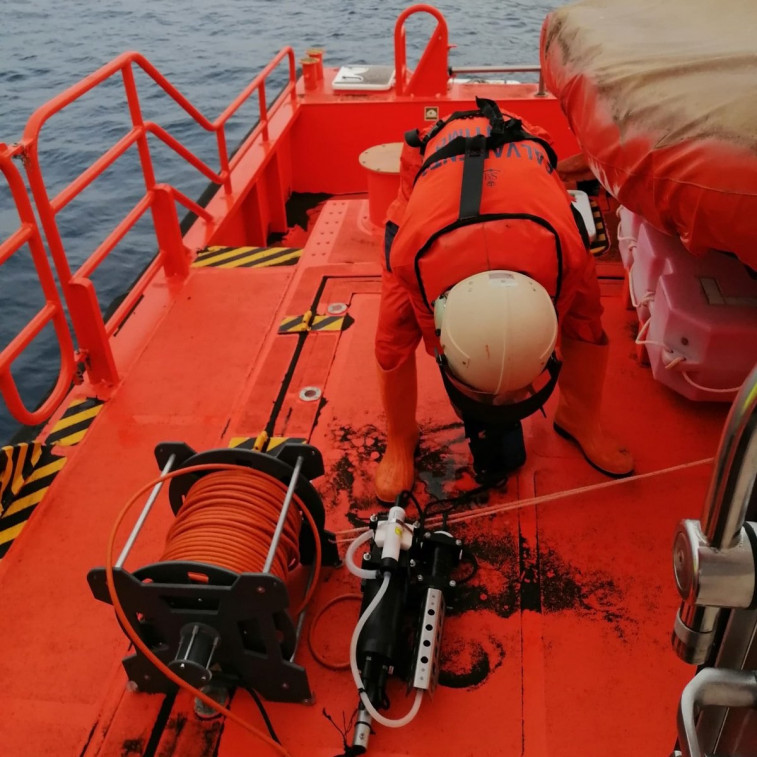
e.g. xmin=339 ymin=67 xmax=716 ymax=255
xmin=0 ymin=145 xmax=76 ymax=425
xmin=1 ymin=48 xmax=296 ymax=423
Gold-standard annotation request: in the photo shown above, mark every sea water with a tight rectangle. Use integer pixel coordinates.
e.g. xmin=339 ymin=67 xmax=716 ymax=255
xmin=0 ymin=0 xmax=559 ymax=442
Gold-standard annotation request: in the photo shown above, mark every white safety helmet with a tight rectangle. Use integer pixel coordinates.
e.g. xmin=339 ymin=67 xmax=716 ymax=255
xmin=433 ymin=270 xmax=558 ymax=402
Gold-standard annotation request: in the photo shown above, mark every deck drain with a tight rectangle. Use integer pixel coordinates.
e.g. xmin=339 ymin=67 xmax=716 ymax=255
xmin=299 ymin=386 xmax=322 ymax=402
xmin=327 ymin=302 xmax=348 ymax=315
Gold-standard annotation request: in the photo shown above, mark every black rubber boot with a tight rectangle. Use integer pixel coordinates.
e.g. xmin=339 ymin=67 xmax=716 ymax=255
xmin=463 ymin=416 xmax=526 ymax=485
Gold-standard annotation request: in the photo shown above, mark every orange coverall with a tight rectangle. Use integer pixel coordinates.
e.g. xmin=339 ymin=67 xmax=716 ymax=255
xmin=375 ymin=113 xmax=604 ymax=371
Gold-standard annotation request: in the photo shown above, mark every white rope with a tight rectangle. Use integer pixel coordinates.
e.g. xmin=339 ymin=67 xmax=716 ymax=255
xmin=333 ymin=457 xmax=715 ymax=541
xmin=429 ymin=457 xmax=714 ymax=528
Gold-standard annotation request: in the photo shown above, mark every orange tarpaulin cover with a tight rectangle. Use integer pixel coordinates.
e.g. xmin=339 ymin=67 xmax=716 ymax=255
xmin=541 ymin=0 xmax=757 ymax=269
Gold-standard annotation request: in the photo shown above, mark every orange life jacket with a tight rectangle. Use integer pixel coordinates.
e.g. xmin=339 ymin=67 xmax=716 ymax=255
xmin=389 ymin=98 xmax=589 ymax=326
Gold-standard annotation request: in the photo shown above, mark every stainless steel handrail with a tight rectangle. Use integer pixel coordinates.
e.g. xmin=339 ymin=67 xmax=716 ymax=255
xmin=676 ymin=668 xmax=757 ymax=757
xmin=672 ymin=364 xmax=757 ymax=756
xmin=702 ymin=369 xmax=757 ymax=550
xmin=673 ymin=364 xmax=757 ymax=665
xmin=449 ymin=65 xmax=546 ymax=96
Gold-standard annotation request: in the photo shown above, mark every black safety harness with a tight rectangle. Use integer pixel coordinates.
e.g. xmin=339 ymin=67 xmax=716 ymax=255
xmin=404 ymin=98 xmax=564 ymax=424
xmin=437 ymin=351 xmax=562 ymax=425
xmin=406 ymin=96 xmax=559 ymax=221
xmin=406 ymin=98 xmax=566 ymax=312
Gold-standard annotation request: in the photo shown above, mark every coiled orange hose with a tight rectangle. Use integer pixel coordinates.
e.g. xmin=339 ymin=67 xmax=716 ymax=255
xmin=161 ymin=469 xmax=313 ymax=614
xmin=106 ymin=462 xmax=324 ymax=757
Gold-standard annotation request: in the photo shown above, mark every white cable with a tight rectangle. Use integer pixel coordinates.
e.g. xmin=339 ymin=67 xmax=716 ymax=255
xmin=349 ymin=572 xmax=425 ymax=728
xmin=682 ymin=372 xmax=741 ymax=394
xmin=634 ymin=322 xmax=739 ymax=392
xmin=626 ymin=262 xmax=655 ymax=311
xmin=345 ymin=529 xmax=379 ymax=580
xmin=634 ymin=318 xmax=672 ymax=352
xmin=613 ymin=235 xmax=655 ymax=312
xmin=621 ymin=251 xmax=655 ymax=312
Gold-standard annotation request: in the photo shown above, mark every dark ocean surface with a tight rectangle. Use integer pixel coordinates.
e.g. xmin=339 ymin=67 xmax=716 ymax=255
xmin=0 ymin=0 xmax=559 ymax=442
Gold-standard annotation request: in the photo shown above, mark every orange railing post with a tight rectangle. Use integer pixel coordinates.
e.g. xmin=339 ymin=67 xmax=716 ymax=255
xmin=66 ymin=277 xmax=119 ymax=385
xmin=0 ymin=145 xmax=76 ymax=425
xmin=20 ymin=132 xmax=120 ymax=387
xmin=152 ymin=185 xmax=190 ymax=278
xmin=121 ymin=62 xmax=158 ymax=191
xmin=394 ymin=4 xmax=450 ymax=97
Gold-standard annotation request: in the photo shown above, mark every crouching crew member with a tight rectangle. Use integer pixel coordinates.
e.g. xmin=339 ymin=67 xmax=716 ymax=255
xmin=374 ymin=97 xmax=633 ymax=503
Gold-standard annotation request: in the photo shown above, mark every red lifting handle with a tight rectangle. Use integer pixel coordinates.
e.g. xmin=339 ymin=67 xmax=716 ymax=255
xmin=394 ymin=4 xmax=450 ymax=97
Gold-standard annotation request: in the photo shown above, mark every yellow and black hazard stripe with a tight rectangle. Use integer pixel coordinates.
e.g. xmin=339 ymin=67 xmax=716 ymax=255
xmin=278 ymin=313 xmax=354 ymax=334
xmin=229 ymin=435 xmax=306 ymax=453
xmin=589 ymin=197 xmax=609 ymax=256
xmin=0 ymin=443 xmax=65 ymax=559
xmin=0 ymin=442 xmax=46 ymax=512
xmin=192 ymin=246 xmax=303 ymax=269
xmin=45 ymin=397 xmax=104 ymax=447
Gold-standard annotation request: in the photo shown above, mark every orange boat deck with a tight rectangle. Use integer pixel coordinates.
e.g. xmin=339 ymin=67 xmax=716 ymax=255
xmin=0 ymin=188 xmax=728 ymax=756
xmin=0 ymin=7 xmax=734 ymax=754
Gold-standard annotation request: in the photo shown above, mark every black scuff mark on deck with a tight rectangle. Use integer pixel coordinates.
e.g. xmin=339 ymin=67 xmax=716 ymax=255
xmin=447 ymin=525 xmax=632 ymax=631
xmin=439 ymin=635 xmax=507 ymax=689
xmin=153 ymin=712 xmax=188 ymax=754
xmin=141 ymin=710 xmax=224 ymax=757
xmin=201 ymin=721 xmax=225 ymax=757
xmin=332 ymin=455 xmax=357 ymax=500
xmin=435 ymin=523 xmax=634 ymax=688
xmin=140 ymin=691 xmax=176 ymax=757
xmin=321 ymin=419 xmax=475 ymax=527
xmin=449 ymin=527 xmax=520 ymax=620
xmin=77 ymin=721 xmax=99 ymax=757
xmin=540 ymin=543 xmax=632 ymax=639
xmin=519 ymin=529 xmax=542 ymax=613
xmin=415 ymin=421 xmax=469 ymax=501
xmin=323 ymin=422 xmax=383 ymax=527
xmin=310 ymin=395 xmax=329 ymax=436
xmin=121 ymin=738 xmax=145 ymax=756
xmin=321 ymin=420 xmax=634 ymax=689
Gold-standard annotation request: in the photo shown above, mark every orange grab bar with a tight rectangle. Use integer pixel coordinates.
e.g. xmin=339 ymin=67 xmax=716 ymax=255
xmin=394 ymin=4 xmax=450 ymax=97
xmin=0 ymin=145 xmax=76 ymax=425
xmin=9 ymin=48 xmax=296 ymax=390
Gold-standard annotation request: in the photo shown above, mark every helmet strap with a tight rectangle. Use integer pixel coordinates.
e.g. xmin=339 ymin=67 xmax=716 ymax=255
xmin=436 ymin=352 xmax=562 ymax=425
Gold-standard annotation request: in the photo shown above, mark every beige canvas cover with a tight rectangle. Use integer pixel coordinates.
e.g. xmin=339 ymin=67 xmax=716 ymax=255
xmin=541 ymin=0 xmax=757 ymax=264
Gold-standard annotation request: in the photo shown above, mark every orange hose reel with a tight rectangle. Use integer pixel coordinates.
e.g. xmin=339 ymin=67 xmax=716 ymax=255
xmin=88 ymin=441 xmax=338 ymax=706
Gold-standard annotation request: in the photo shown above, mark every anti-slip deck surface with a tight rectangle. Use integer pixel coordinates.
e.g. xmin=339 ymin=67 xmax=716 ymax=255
xmin=0 ymin=197 xmax=728 ymax=757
